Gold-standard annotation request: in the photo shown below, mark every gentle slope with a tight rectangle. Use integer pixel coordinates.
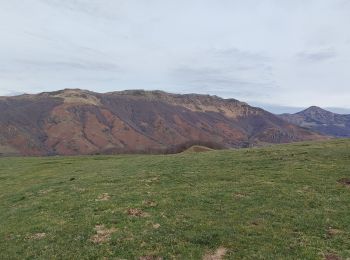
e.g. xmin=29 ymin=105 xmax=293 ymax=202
xmin=0 ymin=139 xmax=350 ymax=259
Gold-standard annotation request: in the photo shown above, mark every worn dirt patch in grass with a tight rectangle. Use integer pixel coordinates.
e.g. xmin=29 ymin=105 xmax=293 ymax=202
xmin=127 ymin=208 xmax=150 ymax=217
xmin=203 ymin=247 xmax=227 ymax=260
xmin=90 ymin=225 xmax=117 ymax=244
xmin=143 ymin=200 xmax=157 ymax=207
xmin=338 ymin=178 xmax=350 ymax=186
xmin=327 ymin=227 xmax=342 ymax=238
xmin=139 ymin=256 xmax=163 ymax=260
xmin=72 ymin=186 xmax=86 ymax=192
xmin=153 ymin=223 xmax=160 ymax=229
xmin=142 ymin=177 xmax=160 ymax=184
xmin=38 ymin=189 xmax=53 ymax=195
xmin=95 ymin=193 xmax=111 ymax=201
xmin=324 ymin=253 xmax=342 ymax=260
xmin=233 ymin=192 xmax=247 ymax=199
xmin=27 ymin=233 xmax=46 ymax=240
xmin=250 ymin=218 xmax=265 ymax=227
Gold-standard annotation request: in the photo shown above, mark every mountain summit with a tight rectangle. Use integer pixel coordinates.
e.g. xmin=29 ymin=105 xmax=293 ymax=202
xmin=298 ymin=106 xmax=338 ymax=120
xmin=280 ymin=106 xmax=350 ymax=137
xmin=0 ymin=89 xmax=324 ymax=156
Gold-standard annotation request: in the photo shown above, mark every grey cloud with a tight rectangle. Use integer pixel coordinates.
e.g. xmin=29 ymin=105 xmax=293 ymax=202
xmin=170 ymin=47 xmax=276 ymax=100
xmin=338 ymin=0 xmax=350 ymax=8
xmin=213 ymin=48 xmax=271 ymax=63
xmin=0 ymin=59 xmax=121 ymax=78
xmin=172 ymin=66 xmax=276 ymax=101
xmin=297 ymin=49 xmax=337 ymax=62
xmin=173 ymin=67 xmax=268 ymax=86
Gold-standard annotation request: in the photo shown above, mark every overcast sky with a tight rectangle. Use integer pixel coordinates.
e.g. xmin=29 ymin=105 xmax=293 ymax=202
xmin=0 ymin=0 xmax=350 ymax=112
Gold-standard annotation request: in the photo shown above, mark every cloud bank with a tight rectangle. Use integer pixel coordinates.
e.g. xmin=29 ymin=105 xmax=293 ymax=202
xmin=0 ymin=0 xmax=349 ymax=110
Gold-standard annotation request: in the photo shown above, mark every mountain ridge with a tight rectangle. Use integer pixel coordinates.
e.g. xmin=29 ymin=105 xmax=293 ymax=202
xmin=0 ymin=89 xmax=325 ymax=156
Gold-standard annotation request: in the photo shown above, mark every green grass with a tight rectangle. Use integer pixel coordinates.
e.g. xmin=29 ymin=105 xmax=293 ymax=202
xmin=1 ymin=139 xmax=350 ymax=259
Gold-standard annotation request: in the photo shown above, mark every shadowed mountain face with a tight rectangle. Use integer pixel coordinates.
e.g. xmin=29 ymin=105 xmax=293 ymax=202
xmin=280 ymin=106 xmax=350 ymax=138
xmin=0 ymin=89 xmax=325 ymax=156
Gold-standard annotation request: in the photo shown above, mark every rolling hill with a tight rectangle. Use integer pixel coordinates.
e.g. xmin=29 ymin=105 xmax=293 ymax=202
xmin=0 ymin=89 xmax=324 ymax=156
xmin=0 ymin=139 xmax=349 ymax=259
xmin=280 ymin=106 xmax=350 ymax=138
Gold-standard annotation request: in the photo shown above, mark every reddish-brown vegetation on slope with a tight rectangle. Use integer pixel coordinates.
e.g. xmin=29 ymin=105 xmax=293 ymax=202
xmin=0 ymin=89 xmax=325 ymax=156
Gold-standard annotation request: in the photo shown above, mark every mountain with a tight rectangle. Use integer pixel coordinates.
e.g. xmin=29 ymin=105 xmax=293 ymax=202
xmin=280 ymin=106 xmax=350 ymax=137
xmin=0 ymin=89 xmax=325 ymax=156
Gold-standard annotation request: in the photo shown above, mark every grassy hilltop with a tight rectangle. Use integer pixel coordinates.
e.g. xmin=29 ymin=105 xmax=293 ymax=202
xmin=0 ymin=140 xmax=350 ymax=259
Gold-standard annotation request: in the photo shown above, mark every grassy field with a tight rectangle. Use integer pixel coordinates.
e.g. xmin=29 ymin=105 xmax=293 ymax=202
xmin=0 ymin=140 xmax=350 ymax=259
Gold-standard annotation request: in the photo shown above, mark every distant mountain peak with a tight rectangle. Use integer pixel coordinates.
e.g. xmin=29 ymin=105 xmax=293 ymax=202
xmin=298 ymin=106 xmax=335 ymax=118
xmin=301 ymin=106 xmax=327 ymax=113
xmin=280 ymin=105 xmax=350 ymax=138
xmin=305 ymin=105 xmax=323 ymax=111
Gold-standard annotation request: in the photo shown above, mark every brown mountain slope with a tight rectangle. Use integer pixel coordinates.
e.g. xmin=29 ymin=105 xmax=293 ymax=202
xmin=0 ymin=89 xmax=325 ymax=156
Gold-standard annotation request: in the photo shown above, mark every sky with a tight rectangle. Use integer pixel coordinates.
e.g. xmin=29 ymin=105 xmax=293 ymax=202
xmin=0 ymin=0 xmax=350 ymax=113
